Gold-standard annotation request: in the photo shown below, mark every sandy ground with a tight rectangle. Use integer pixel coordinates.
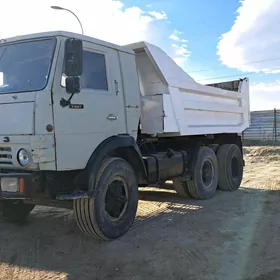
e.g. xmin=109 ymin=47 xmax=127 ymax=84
xmin=1 ymin=146 xmax=280 ymax=280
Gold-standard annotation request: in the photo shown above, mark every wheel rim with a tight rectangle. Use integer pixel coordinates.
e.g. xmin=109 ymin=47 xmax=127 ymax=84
xmin=231 ymin=156 xmax=239 ymax=179
xmin=105 ymin=176 xmax=128 ymax=221
xmin=202 ymin=160 xmax=214 ymax=188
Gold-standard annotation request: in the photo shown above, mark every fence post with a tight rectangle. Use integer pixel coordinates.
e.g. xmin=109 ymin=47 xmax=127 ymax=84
xmin=274 ymin=108 xmax=277 ymax=142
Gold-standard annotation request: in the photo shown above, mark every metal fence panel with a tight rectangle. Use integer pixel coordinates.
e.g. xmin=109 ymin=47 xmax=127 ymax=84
xmin=243 ymin=109 xmax=280 ymax=141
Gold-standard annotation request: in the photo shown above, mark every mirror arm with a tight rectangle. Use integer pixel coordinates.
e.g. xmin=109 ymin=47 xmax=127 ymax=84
xmin=60 ymin=75 xmax=80 ymax=108
xmin=60 ymin=75 xmax=76 ymax=108
xmin=60 ymin=93 xmax=75 ymax=108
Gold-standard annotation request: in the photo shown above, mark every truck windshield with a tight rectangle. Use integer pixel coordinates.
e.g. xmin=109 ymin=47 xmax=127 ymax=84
xmin=0 ymin=38 xmax=56 ymax=94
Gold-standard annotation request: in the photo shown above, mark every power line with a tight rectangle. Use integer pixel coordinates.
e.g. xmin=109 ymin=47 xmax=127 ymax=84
xmin=198 ymin=72 xmax=255 ymax=82
xmin=189 ymin=57 xmax=280 ymax=74
xmin=197 ymin=67 xmax=280 ymax=82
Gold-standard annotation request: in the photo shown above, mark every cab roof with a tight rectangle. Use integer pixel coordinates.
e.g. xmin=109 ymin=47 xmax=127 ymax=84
xmin=0 ymin=30 xmax=135 ymax=55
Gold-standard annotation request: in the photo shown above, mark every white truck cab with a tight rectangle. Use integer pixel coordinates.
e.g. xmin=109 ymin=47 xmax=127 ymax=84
xmin=0 ymin=31 xmax=140 ymax=171
xmin=0 ymin=31 xmax=250 ymax=240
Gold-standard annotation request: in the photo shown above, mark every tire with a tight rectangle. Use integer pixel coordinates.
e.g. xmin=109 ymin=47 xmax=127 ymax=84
xmin=217 ymin=144 xmax=243 ymax=191
xmin=173 ymin=179 xmax=191 ymax=197
xmin=187 ymin=146 xmax=218 ymax=200
xmin=0 ymin=200 xmax=35 ymax=223
xmin=74 ymin=157 xmax=138 ymax=240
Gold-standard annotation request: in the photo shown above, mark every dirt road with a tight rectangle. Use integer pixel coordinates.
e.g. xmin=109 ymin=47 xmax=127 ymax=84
xmin=1 ymin=146 xmax=280 ymax=280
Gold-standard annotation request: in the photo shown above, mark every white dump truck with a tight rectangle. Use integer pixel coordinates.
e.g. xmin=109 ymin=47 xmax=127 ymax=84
xmin=0 ymin=31 xmax=250 ymax=240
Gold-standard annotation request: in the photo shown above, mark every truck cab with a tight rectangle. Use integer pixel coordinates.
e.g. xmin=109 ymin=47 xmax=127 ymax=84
xmin=0 ymin=31 xmax=140 ymax=172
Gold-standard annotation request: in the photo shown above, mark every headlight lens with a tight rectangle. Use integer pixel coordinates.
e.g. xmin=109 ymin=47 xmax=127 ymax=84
xmin=17 ymin=149 xmax=29 ymax=166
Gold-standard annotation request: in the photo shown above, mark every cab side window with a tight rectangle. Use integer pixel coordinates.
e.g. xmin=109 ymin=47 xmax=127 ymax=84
xmin=81 ymin=51 xmax=108 ymax=91
xmin=61 ymin=50 xmax=108 ymax=91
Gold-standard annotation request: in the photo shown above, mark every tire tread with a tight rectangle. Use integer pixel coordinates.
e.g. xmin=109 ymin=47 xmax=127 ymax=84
xmin=217 ymin=144 xmax=243 ymax=191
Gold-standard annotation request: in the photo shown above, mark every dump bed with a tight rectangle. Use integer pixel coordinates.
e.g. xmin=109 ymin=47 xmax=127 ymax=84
xmin=125 ymin=41 xmax=250 ymax=137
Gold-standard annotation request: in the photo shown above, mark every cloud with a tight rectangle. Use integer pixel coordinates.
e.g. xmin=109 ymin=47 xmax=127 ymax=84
xmin=0 ymin=0 xmax=190 ymax=67
xmin=217 ymin=0 xmax=280 ymax=73
xmin=148 ymin=11 xmax=167 ymax=20
xmin=169 ymin=30 xmax=182 ymax=41
xmin=171 ymin=43 xmax=191 ymax=67
xmin=250 ymin=81 xmax=280 ymax=110
xmin=168 ymin=30 xmax=191 ymax=67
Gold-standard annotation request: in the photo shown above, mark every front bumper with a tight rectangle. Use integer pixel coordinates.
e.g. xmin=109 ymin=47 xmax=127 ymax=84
xmin=0 ymin=171 xmax=90 ymax=201
xmin=0 ymin=172 xmax=43 ymax=199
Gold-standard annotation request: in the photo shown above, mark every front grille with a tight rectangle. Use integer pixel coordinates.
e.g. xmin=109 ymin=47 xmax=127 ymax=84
xmin=0 ymin=147 xmax=13 ymax=167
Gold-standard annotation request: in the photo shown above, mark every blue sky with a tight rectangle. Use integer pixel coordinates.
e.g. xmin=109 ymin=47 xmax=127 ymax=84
xmin=146 ymin=0 xmax=280 ymax=88
xmin=126 ymin=0 xmax=241 ymax=77
xmin=1 ymin=0 xmax=280 ymax=111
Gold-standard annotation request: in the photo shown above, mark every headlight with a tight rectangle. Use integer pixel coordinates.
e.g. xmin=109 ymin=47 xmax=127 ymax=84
xmin=17 ymin=149 xmax=29 ymax=166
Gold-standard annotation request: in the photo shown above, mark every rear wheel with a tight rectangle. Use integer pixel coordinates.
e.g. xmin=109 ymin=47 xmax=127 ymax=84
xmin=74 ymin=157 xmax=138 ymax=240
xmin=217 ymin=144 xmax=243 ymax=191
xmin=187 ymin=146 xmax=218 ymax=200
xmin=0 ymin=200 xmax=35 ymax=223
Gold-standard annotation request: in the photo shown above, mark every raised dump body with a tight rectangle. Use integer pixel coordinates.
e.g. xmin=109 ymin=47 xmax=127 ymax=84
xmin=125 ymin=41 xmax=250 ymax=137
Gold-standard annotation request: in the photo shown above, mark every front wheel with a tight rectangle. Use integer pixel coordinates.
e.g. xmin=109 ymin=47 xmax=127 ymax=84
xmin=74 ymin=157 xmax=138 ymax=240
xmin=0 ymin=200 xmax=35 ymax=223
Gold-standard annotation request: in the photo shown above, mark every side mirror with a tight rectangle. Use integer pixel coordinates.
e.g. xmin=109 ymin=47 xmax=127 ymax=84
xmin=64 ymin=38 xmax=83 ymax=76
xmin=65 ymin=76 xmax=81 ymax=94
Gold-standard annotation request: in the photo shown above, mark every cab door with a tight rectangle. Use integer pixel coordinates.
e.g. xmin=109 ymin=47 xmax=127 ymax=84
xmin=52 ymin=39 xmax=127 ymax=170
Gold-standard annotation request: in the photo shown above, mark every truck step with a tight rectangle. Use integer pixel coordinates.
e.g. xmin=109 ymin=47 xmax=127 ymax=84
xmin=56 ymin=192 xmax=90 ymax=200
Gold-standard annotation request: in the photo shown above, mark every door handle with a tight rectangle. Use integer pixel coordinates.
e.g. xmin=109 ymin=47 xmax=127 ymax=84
xmin=114 ymin=80 xmax=119 ymax=95
xmin=107 ymin=114 xmax=118 ymax=120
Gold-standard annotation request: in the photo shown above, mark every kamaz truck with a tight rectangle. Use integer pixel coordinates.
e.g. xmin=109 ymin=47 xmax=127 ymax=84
xmin=0 ymin=31 xmax=250 ymax=240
